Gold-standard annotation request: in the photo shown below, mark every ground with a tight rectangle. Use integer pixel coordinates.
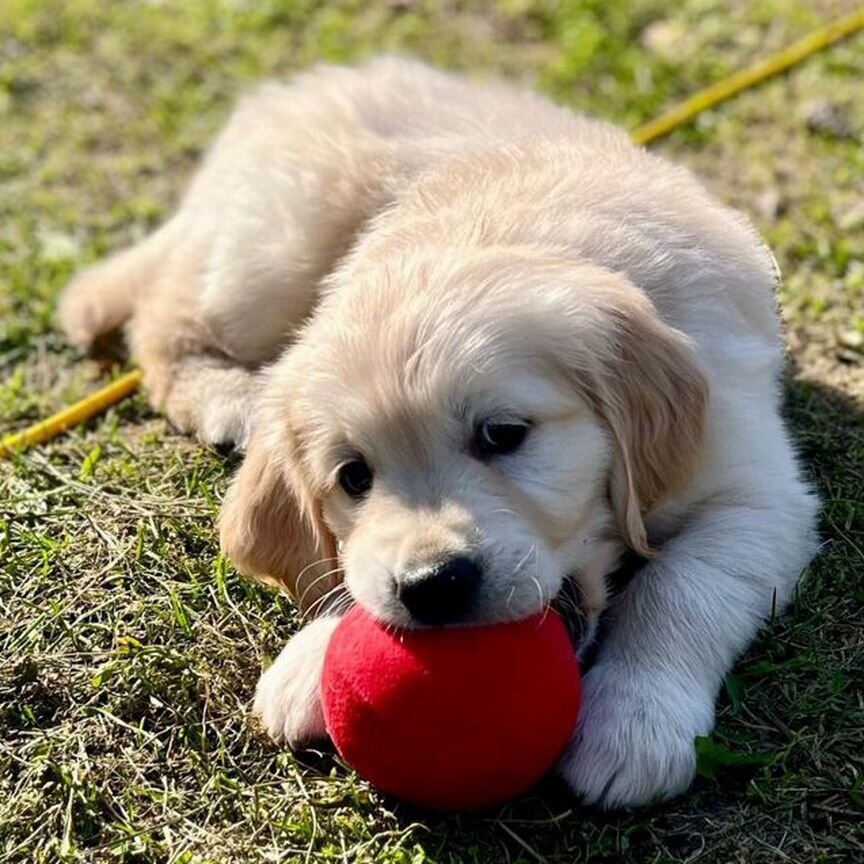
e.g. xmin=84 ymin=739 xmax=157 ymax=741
xmin=1 ymin=1 xmax=863 ymax=862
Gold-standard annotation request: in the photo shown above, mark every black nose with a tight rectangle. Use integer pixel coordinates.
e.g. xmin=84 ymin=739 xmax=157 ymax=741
xmin=397 ymin=556 xmax=483 ymax=625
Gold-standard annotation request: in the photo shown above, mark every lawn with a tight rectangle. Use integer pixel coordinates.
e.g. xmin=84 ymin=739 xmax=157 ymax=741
xmin=1 ymin=1 xmax=863 ymax=862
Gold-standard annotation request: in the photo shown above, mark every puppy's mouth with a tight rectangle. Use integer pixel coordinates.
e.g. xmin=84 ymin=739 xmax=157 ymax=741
xmin=335 ymin=556 xmax=591 ymax=632
xmin=342 ymin=577 xmax=576 ymax=632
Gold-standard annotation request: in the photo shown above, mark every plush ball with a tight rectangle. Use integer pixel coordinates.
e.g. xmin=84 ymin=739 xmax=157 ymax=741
xmin=321 ymin=605 xmax=581 ymax=810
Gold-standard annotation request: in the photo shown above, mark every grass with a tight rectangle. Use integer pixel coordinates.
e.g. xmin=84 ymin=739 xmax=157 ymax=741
xmin=1 ymin=0 xmax=863 ymax=861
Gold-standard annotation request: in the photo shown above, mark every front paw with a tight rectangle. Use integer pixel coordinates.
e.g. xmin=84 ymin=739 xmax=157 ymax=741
xmin=252 ymin=616 xmax=340 ymax=748
xmin=558 ymin=661 xmax=714 ymax=809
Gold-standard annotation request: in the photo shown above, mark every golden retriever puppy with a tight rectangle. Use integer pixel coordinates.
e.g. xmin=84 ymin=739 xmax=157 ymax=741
xmin=60 ymin=57 xmax=818 ymax=808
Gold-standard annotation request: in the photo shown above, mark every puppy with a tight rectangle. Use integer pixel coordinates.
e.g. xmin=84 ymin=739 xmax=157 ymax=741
xmin=60 ymin=57 xmax=818 ymax=808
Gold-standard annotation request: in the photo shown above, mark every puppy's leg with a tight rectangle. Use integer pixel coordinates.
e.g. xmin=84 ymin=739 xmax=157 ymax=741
xmin=559 ymin=414 xmax=819 ymax=808
xmin=130 ymin=332 xmax=261 ymax=451
xmin=253 ymin=615 xmax=341 ymax=747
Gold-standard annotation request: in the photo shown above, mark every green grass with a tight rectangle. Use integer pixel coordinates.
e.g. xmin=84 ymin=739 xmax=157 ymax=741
xmin=1 ymin=1 xmax=863 ymax=861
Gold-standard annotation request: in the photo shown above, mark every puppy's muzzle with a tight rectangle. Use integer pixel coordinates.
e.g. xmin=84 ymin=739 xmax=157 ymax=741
xmin=397 ymin=555 xmax=482 ymax=625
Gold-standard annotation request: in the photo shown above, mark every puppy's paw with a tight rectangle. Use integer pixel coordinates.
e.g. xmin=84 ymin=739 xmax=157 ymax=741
xmin=57 ymin=265 xmax=129 ymax=351
xmin=558 ymin=660 xmax=714 ymax=809
xmin=252 ymin=616 xmax=341 ymax=748
xmin=198 ymin=388 xmax=256 ymax=452
xmin=162 ymin=366 xmax=259 ymax=452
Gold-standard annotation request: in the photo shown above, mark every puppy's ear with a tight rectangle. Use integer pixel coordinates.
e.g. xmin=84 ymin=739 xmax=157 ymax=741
xmin=562 ymin=274 xmax=708 ymax=555
xmin=219 ymin=429 xmax=339 ymax=614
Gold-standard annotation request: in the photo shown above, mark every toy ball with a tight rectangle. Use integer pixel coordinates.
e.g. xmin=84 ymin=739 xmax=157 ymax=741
xmin=321 ymin=605 xmax=581 ymax=810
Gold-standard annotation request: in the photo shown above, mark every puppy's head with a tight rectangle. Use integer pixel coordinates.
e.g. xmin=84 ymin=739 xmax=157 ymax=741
xmin=220 ymin=250 xmax=706 ymax=629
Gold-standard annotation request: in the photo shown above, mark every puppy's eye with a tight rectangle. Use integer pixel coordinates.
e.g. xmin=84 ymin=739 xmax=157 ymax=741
xmin=472 ymin=421 xmax=530 ymax=459
xmin=338 ymin=458 xmax=373 ymax=499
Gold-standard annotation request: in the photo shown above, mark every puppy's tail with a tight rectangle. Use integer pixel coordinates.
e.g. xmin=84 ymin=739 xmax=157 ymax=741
xmin=58 ymin=223 xmax=173 ymax=352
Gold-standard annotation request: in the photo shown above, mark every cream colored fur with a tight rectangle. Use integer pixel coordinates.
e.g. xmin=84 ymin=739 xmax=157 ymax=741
xmin=60 ymin=57 xmax=818 ymax=809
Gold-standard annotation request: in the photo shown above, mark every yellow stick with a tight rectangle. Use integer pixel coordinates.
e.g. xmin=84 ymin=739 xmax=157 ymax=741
xmin=632 ymin=6 xmax=864 ymax=145
xmin=3 ymin=7 xmax=864 ymax=459
xmin=0 ymin=370 xmax=143 ymax=458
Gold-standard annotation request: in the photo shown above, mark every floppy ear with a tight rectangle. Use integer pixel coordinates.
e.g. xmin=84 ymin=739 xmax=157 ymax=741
xmin=218 ymin=429 xmax=340 ymax=614
xmin=566 ymin=277 xmax=708 ymax=556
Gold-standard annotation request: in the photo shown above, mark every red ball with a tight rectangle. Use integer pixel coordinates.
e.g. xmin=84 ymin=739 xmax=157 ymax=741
xmin=321 ymin=606 xmax=581 ymax=810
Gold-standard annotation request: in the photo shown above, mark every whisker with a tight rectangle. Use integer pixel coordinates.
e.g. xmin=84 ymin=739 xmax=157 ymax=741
xmin=298 ymin=565 xmax=345 ymax=609
xmin=297 ymin=567 xmax=344 ymax=617
xmin=312 ymin=594 xmax=354 ymax=623
xmin=536 ymin=582 xmax=552 ymax=626
xmin=300 ymin=567 xmax=345 ymax=600
xmin=297 ymin=567 xmax=342 ymax=607
xmin=529 ymin=574 xmax=545 ymax=608
xmin=296 ymin=556 xmax=341 ymax=584
xmin=524 ymin=564 xmax=552 ymax=625
xmin=510 ymin=545 xmax=537 ymax=579
xmin=503 ymin=545 xmax=539 ymax=615
xmin=301 ymin=590 xmax=341 ymax=621
xmin=554 ymin=594 xmax=581 ymax=617
xmin=505 ymin=583 xmax=517 ymax=609
xmin=330 ymin=594 xmax=355 ymax=618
